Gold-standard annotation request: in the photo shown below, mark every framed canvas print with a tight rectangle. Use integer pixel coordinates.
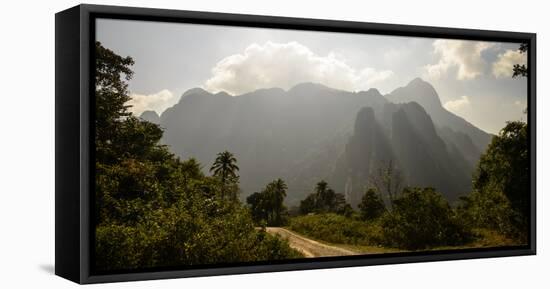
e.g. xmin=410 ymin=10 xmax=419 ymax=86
xmin=55 ymin=4 xmax=536 ymax=284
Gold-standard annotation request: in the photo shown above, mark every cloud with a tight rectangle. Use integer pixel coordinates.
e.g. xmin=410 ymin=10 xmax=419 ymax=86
xmin=204 ymin=41 xmax=393 ymax=95
xmin=492 ymin=49 xmax=527 ymax=78
xmin=443 ymin=95 xmax=471 ymax=112
xmin=424 ymin=40 xmax=495 ymax=80
xmin=127 ymin=89 xmax=178 ymax=116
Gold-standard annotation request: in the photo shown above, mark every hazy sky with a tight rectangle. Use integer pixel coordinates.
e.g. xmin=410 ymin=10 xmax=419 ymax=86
xmin=96 ymin=18 xmax=527 ymax=134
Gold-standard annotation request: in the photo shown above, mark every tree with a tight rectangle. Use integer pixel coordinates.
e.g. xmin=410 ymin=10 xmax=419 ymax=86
xmin=210 ymin=151 xmax=240 ymax=201
xmin=269 ymin=179 xmax=288 ymax=225
xmin=472 ymin=121 xmax=528 ymax=235
xmin=512 ymin=43 xmax=528 ymax=78
xmin=299 ymin=194 xmax=317 ymax=215
xmin=95 ymin=41 xmax=136 ymax=164
xmin=381 ymin=187 xmax=471 ymax=250
xmin=94 ymin=42 xmax=167 ymax=224
xmin=299 ymin=180 xmax=350 ymax=215
xmin=246 ymin=179 xmax=289 ymax=226
xmin=358 ymin=188 xmax=386 ymax=221
xmin=180 ymin=158 xmax=203 ymax=181
xmin=315 ymin=180 xmax=334 ymax=212
xmin=369 ymin=160 xmax=403 ymax=207
xmin=246 ymin=192 xmax=269 ymax=225
xmin=334 ymin=194 xmax=354 ymax=218
xmin=457 ymin=189 xmax=517 ymax=237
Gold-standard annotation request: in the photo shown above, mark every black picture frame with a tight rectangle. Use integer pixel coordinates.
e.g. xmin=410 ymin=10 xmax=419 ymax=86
xmin=55 ymin=4 xmax=536 ymax=284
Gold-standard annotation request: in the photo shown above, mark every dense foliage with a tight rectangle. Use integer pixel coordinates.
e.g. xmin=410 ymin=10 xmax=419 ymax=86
xmin=292 ymin=188 xmax=472 ymax=251
xmin=299 ymin=181 xmax=353 ymax=216
xmin=358 ymin=188 xmax=386 ymax=221
xmin=457 ymin=189 xmax=518 ymax=238
xmin=463 ymin=121 xmax=529 ymax=240
xmin=94 ymin=42 xmax=301 ymax=271
xmin=380 ymin=187 xmax=472 ymax=250
xmin=246 ymin=179 xmax=289 ymax=226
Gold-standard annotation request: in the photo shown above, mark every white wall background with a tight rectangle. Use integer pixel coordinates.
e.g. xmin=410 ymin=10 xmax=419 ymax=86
xmin=0 ymin=0 xmax=546 ymax=287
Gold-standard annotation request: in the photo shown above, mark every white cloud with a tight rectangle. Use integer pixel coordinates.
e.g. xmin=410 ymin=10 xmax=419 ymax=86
xmin=492 ymin=49 xmax=527 ymax=78
xmin=424 ymin=40 xmax=495 ymax=80
xmin=204 ymin=41 xmax=393 ymax=95
xmin=127 ymin=89 xmax=178 ymax=116
xmin=443 ymin=95 xmax=471 ymax=112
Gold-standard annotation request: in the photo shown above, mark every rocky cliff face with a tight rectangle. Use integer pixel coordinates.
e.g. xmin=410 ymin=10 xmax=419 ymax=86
xmin=151 ymin=78 xmax=491 ymax=205
xmin=387 ymin=78 xmax=491 ymax=152
xmin=332 ymin=101 xmax=474 ymax=207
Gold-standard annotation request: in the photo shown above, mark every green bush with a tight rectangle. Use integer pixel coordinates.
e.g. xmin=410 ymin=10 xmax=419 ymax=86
xmin=457 ymin=189 xmax=523 ymax=241
xmin=358 ymin=188 xmax=386 ymax=221
xmin=380 ymin=187 xmax=472 ymax=250
xmin=96 ymin=191 xmax=303 ymax=271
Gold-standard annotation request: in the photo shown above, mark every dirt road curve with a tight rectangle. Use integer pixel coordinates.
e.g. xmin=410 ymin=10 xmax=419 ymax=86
xmin=265 ymin=227 xmax=359 ymax=258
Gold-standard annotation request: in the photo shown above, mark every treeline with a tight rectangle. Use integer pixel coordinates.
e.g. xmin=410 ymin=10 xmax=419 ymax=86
xmin=287 ymin=180 xmax=470 ymax=250
xmin=287 ymin=120 xmax=528 ymax=250
xmin=245 ymin=179 xmax=355 ymax=227
xmin=94 ymin=42 xmax=301 ymax=271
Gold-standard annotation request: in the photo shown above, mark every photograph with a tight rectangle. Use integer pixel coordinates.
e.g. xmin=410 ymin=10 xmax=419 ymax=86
xmin=93 ymin=17 xmax=530 ymax=272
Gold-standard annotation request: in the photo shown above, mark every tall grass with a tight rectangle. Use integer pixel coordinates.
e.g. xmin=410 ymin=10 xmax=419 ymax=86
xmin=288 ymin=213 xmax=383 ymax=246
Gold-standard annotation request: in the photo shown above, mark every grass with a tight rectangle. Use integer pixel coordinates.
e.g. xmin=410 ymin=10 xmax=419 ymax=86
xmin=287 ymin=214 xmax=525 ymax=255
xmin=429 ymin=229 xmax=525 ymax=251
xmin=337 ymin=244 xmax=404 ymax=254
xmin=286 ymin=213 xmax=403 ymax=254
xmin=288 ymin=213 xmax=383 ymax=246
xmin=281 ymin=226 xmax=403 ymax=254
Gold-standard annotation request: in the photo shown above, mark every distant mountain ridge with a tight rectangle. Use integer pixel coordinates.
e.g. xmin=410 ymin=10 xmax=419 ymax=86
xmin=141 ymin=78 xmax=492 ymax=205
xmin=386 ymin=78 xmax=491 ymax=152
xmin=140 ymin=110 xmax=160 ymax=124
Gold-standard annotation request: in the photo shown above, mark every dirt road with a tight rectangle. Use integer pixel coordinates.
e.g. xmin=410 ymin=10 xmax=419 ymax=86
xmin=265 ymin=227 xmax=359 ymax=257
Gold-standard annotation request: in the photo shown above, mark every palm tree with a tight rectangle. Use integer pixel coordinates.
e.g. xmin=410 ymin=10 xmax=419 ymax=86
xmin=315 ymin=180 xmax=336 ymax=212
xmin=210 ymin=151 xmax=239 ymax=200
xmin=315 ymin=180 xmax=328 ymax=195
xmin=271 ymin=179 xmax=287 ymax=225
xmin=181 ymin=158 xmax=203 ymax=180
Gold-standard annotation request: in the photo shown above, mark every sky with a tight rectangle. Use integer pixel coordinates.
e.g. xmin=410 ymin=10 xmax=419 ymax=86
xmin=96 ymin=18 xmax=528 ymax=134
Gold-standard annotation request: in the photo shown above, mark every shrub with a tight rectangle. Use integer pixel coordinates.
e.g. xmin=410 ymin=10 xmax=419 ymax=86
xmin=358 ymin=188 xmax=386 ymax=221
xmin=457 ymin=189 xmax=523 ymax=241
xmin=96 ymin=197 xmax=303 ymax=271
xmin=380 ymin=187 xmax=472 ymax=250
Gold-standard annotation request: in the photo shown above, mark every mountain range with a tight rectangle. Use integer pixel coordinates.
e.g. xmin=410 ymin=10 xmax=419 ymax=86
xmin=140 ymin=78 xmax=492 ymax=206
